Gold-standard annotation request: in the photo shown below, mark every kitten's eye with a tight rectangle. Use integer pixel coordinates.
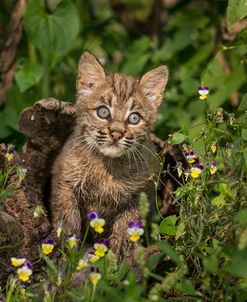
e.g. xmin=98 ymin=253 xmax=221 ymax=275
xmin=127 ymin=112 xmax=141 ymax=125
xmin=97 ymin=106 xmax=111 ymax=119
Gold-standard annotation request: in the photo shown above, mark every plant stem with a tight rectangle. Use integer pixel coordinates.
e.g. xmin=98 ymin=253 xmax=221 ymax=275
xmin=42 ymin=58 xmax=50 ymax=98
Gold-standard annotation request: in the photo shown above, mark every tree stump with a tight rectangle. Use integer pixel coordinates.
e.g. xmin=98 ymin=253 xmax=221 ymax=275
xmin=0 ymin=98 xmax=185 ymax=284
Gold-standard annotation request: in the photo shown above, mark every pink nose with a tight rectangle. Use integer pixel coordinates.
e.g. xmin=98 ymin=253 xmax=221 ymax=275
xmin=110 ymin=131 xmax=123 ymax=141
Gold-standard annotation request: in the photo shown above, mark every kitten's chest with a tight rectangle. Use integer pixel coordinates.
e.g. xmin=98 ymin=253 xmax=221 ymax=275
xmin=76 ymin=158 xmax=151 ymax=213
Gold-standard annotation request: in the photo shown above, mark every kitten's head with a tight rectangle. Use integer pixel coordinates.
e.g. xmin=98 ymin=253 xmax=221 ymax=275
xmin=75 ymin=51 xmax=168 ymax=158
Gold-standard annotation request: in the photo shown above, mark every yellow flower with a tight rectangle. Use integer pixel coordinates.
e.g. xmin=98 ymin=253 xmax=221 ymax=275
xmin=130 ymin=234 xmax=141 ymax=242
xmin=11 ymin=257 xmax=26 ymax=268
xmin=17 ymin=262 xmax=32 ymax=282
xmin=94 ymin=243 xmax=108 ymax=257
xmin=190 ymin=165 xmax=203 ymax=179
xmin=76 ymin=259 xmax=88 ymax=271
xmin=41 ymin=239 xmax=54 ymax=255
xmin=210 ymin=161 xmax=217 ymax=175
xmin=211 ymin=143 xmax=217 ymax=154
xmin=90 ymin=219 xmax=105 ymax=234
xmin=88 ymin=253 xmax=100 ymax=263
xmin=89 ymin=272 xmax=101 ymax=286
xmin=127 ymin=221 xmax=144 ymax=242
xmin=68 ymin=234 xmax=77 ymax=248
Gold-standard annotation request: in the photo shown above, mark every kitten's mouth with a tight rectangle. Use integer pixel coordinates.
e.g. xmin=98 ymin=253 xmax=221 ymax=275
xmin=99 ymin=142 xmax=125 ymax=158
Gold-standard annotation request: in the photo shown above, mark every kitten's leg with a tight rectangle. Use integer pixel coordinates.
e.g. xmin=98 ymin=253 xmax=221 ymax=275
xmin=51 ymin=182 xmax=81 ymax=236
xmin=109 ymin=207 xmax=140 ymax=262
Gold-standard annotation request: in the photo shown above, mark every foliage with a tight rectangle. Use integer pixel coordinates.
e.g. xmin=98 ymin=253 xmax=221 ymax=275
xmin=0 ymin=0 xmax=246 ymax=146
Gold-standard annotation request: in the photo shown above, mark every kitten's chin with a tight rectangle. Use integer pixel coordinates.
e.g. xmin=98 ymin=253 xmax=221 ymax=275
xmin=100 ymin=146 xmax=125 ymax=158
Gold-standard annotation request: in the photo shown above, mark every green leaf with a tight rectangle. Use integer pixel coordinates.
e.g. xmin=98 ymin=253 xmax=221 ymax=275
xmin=203 ymin=255 xmax=218 ymax=273
xmin=175 ymin=221 xmax=186 ymax=240
xmin=238 ymin=93 xmax=247 ymax=112
xmin=156 ymin=241 xmax=181 ymax=265
xmin=170 ymin=132 xmax=186 ymax=144
xmin=225 ymin=247 xmax=247 ymax=278
xmin=211 ymin=195 xmax=225 ymax=207
xmin=176 ymin=280 xmax=196 ymax=294
xmin=234 ymin=208 xmax=247 ymax=224
xmin=159 ymin=215 xmax=178 ymax=236
xmin=24 ymin=0 xmax=80 ymax=66
xmin=243 ymin=148 xmax=247 ymax=168
xmin=15 ymin=59 xmax=43 ymax=92
xmin=242 ymin=129 xmax=247 ymax=141
xmin=227 ymin=0 xmax=247 ymax=29
xmin=121 ymin=36 xmax=150 ymax=76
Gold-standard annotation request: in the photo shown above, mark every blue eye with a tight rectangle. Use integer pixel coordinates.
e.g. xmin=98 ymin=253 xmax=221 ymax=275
xmin=128 ymin=112 xmax=141 ymax=125
xmin=97 ymin=106 xmax=111 ymax=119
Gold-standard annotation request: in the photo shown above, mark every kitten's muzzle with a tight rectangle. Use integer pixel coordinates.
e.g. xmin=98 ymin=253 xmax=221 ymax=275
xmin=110 ymin=130 xmax=124 ymax=142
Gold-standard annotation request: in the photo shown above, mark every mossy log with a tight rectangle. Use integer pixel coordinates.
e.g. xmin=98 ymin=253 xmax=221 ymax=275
xmin=0 ymin=98 xmax=186 ymax=284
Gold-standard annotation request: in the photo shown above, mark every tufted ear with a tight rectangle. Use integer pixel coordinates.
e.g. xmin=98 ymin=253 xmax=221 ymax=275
xmin=76 ymin=51 xmax=106 ymax=97
xmin=139 ymin=65 xmax=168 ymax=107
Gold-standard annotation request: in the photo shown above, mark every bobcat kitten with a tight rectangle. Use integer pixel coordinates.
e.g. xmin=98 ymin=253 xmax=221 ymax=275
xmin=51 ymin=51 xmax=168 ymax=256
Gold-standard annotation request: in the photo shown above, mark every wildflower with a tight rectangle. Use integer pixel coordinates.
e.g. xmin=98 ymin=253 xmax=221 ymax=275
xmin=226 ymin=145 xmax=231 ymax=157
xmin=89 ymin=267 xmax=101 ymax=286
xmin=17 ymin=166 xmax=27 ymax=182
xmin=67 ymin=234 xmax=78 ymax=248
xmin=176 ymin=163 xmax=183 ymax=178
xmin=56 ymin=221 xmax=63 ymax=238
xmin=76 ymin=258 xmax=88 ymax=270
xmin=216 ymin=109 xmax=224 ymax=122
xmin=17 ymin=262 xmax=32 ymax=282
xmin=229 ymin=113 xmax=235 ymax=125
xmin=4 ymin=145 xmax=15 ymax=162
xmin=185 ymin=151 xmax=197 ymax=164
xmin=198 ymin=87 xmax=209 ymax=100
xmin=88 ymin=252 xmax=100 ymax=263
xmin=210 ymin=160 xmax=217 ymax=175
xmin=211 ymin=142 xmax=217 ymax=154
xmin=190 ymin=165 xmax=203 ymax=178
xmin=41 ymin=239 xmax=55 ymax=255
xmin=94 ymin=238 xmax=109 ymax=257
xmin=127 ymin=220 xmax=144 ymax=242
xmin=89 ymin=212 xmax=105 ymax=234
xmin=33 ymin=205 xmax=46 ymax=218
xmin=11 ymin=257 xmax=26 ymax=268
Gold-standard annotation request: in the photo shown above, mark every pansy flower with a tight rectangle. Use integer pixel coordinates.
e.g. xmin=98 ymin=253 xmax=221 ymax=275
xmin=89 ymin=212 xmax=105 ymax=234
xmin=88 ymin=252 xmax=100 ymax=263
xmin=41 ymin=239 xmax=55 ymax=255
xmin=11 ymin=257 xmax=26 ymax=268
xmin=127 ymin=221 xmax=144 ymax=242
xmin=185 ymin=151 xmax=197 ymax=164
xmin=190 ymin=165 xmax=203 ymax=178
xmin=211 ymin=142 xmax=217 ymax=154
xmin=198 ymin=87 xmax=209 ymax=100
xmin=17 ymin=262 xmax=32 ymax=282
xmin=67 ymin=234 xmax=78 ymax=249
xmin=94 ymin=238 xmax=109 ymax=257
xmin=210 ymin=160 xmax=217 ymax=175
xmin=76 ymin=257 xmax=88 ymax=271
xmin=89 ymin=267 xmax=101 ymax=286
xmin=176 ymin=163 xmax=183 ymax=178
xmin=3 ymin=145 xmax=15 ymax=162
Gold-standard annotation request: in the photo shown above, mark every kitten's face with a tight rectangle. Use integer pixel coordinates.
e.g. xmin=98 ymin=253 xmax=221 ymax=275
xmin=75 ymin=52 xmax=168 ymax=158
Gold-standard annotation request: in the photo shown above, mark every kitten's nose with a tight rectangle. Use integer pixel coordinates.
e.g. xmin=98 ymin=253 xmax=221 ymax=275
xmin=110 ymin=131 xmax=123 ymax=141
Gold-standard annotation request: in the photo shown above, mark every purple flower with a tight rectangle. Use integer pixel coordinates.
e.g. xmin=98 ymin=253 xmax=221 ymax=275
xmin=97 ymin=238 xmax=110 ymax=247
xmin=89 ymin=212 xmax=99 ymax=221
xmin=128 ymin=221 xmax=143 ymax=228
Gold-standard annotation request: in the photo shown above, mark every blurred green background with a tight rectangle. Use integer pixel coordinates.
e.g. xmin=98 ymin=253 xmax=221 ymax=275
xmin=0 ymin=0 xmax=246 ymax=147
